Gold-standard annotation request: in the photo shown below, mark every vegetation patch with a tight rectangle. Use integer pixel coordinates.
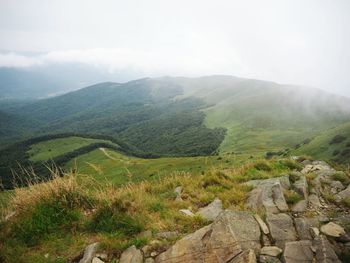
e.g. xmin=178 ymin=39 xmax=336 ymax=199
xmin=329 ymin=134 xmax=346 ymax=144
xmin=284 ymin=190 xmax=303 ymax=205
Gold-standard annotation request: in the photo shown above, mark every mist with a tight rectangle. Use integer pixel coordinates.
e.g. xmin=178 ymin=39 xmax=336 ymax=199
xmin=0 ymin=0 xmax=350 ymax=96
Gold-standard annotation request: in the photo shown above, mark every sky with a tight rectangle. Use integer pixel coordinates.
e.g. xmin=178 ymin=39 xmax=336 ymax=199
xmin=0 ymin=0 xmax=350 ymax=96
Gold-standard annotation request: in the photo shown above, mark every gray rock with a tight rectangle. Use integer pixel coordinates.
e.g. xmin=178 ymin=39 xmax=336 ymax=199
xmin=145 ymin=258 xmax=155 ymax=263
xmin=260 ymin=246 xmax=282 ymax=257
xmin=330 ymin=181 xmax=345 ymax=194
xmin=155 ymin=210 xmax=261 ymax=263
xmin=308 ymin=194 xmax=321 ymax=207
xmin=293 ymin=175 xmax=308 ymax=199
xmin=266 ymin=213 xmax=297 ymax=248
xmin=174 ymin=186 xmax=183 ymax=201
xmin=246 ymin=179 xmax=289 ymax=214
xmin=336 ymin=184 xmax=350 ymax=201
xmin=294 ymin=217 xmax=319 ymax=240
xmin=291 ymin=199 xmax=307 ymax=212
xmin=318 ymin=215 xmax=330 ymax=223
xmin=262 ymin=234 xmax=272 ymax=246
xmin=254 ymin=214 xmax=269 ymax=234
xmin=259 ymin=255 xmax=281 ymax=263
xmin=179 ymin=209 xmax=194 ymax=217
xmin=197 ymin=198 xmax=223 ymax=221
xmin=79 ymin=242 xmax=100 ymax=263
xmin=283 ymin=240 xmax=313 ymax=263
xmin=320 ymin=222 xmax=346 ymax=237
xmin=119 ymin=245 xmax=143 ymax=263
xmin=310 ymin=227 xmax=320 ymax=239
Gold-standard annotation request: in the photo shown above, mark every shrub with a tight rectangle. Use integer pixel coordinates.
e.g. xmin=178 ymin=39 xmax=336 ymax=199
xmin=147 ymin=201 xmax=165 ymax=213
xmin=87 ymin=204 xmax=144 ymax=236
xmin=329 ymin=134 xmax=346 ymax=144
xmin=289 ymin=172 xmax=300 ymax=183
xmin=13 ymin=201 xmax=81 ymax=246
xmin=284 ymin=190 xmax=303 ymax=205
xmin=254 ymin=161 xmax=272 ymax=171
xmin=342 ymin=197 xmax=350 ymax=208
xmin=346 ymin=142 xmax=350 ymax=147
xmin=332 ymin=150 xmax=340 ymax=156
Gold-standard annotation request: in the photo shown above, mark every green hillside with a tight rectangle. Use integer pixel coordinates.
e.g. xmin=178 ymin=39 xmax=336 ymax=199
xmin=294 ymin=122 xmax=350 ymax=165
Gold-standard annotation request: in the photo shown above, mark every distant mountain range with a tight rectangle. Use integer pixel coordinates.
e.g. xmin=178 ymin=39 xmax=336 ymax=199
xmin=1 ymin=75 xmax=350 ymax=156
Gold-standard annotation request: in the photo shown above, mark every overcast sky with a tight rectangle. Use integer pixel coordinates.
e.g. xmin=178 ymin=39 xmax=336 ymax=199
xmin=0 ymin=0 xmax=349 ymax=95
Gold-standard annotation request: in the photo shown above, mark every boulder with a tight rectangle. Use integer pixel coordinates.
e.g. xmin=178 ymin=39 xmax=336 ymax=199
xmin=260 ymin=246 xmax=282 ymax=257
xmin=291 ymin=200 xmax=307 ymax=213
xmin=320 ymin=222 xmax=346 ymax=238
xmin=283 ymin=240 xmax=313 ymax=263
xmin=79 ymin=242 xmax=100 ymax=263
xmin=119 ymin=245 xmax=143 ymax=263
xmin=266 ymin=213 xmax=297 ymax=248
xmin=294 ymin=217 xmax=319 ymax=240
xmin=145 ymin=258 xmax=155 ymax=263
xmin=253 ymin=214 xmax=269 ymax=235
xmin=155 ymin=210 xmax=261 ymax=263
xmin=246 ymin=178 xmax=289 ymax=214
xmin=197 ymin=198 xmax=223 ymax=221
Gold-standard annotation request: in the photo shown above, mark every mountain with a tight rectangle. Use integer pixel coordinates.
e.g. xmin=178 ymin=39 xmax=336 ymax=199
xmin=2 ymin=75 xmax=350 ymax=157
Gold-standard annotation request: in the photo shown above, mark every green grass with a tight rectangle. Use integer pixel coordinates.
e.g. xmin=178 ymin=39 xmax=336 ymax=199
xmin=27 ymin=136 xmax=117 ymax=162
xmin=294 ymin=122 xmax=350 ymax=164
xmin=64 ymin=148 xmax=252 ymax=186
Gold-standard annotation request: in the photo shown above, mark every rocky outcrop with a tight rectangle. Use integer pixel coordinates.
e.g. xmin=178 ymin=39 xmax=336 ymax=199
xmin=266 ymin=213 xmax=297 ymax=248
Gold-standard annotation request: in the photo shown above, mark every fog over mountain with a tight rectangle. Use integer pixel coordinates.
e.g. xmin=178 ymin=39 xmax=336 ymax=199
xmin=1 ymin=0 xmax=350 ymax=96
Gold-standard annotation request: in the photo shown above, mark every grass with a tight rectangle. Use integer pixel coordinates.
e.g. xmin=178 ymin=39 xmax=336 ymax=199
xmin=284 ymin=190 xmax=303 ymax=205
xmin=0 ymin=157 xmax=296 ymax=262
xmin=331 ymin=171 xmax=350 ymax=185
xmin=27 ymin=136 xmax=117 ymax=162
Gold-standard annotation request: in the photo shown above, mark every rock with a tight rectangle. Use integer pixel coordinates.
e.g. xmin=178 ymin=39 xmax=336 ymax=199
xmin=259 ymin=255 xmax=281 ymax=263
xmin=291 ymin=200 xmax=307 ymax=212
xmin=260 ymin=246 xmax=282 ymax=257
xmin=262 ymin=234 xmax=272 ymax=246
xmin=155 ymin=231 xmax=178 ymax=239
xmin=308 ymin=194 xmax=321 ymax=207
xmin=318 ymin=215 xmax=330 ymax=223
xmin=155 ymin=223 xmax=241 ymax=262
xmin=229 ymin=249 xmax=256 ymax=263
xmin=119 ymin=245 xmax=143 ymax=263
xmin=179 ymin=209 xmax=194 ymax=217
xmin=294 ymin=217 xmax=319 ymax=240
xmin=293 ymin=175 xmax=308 ymax=199
xmin=313 ymin=235 xmax=341 ymax=262
xmin=145 ymin=258 xmax=155 ymax=263
xmin=196 ymin=198 xmax=223 ymax=221
xmin=283 ymin=240 xmax=313 ymax=263
xmin=79 ymin=242 xmax=100 ymax=263
xmin=330 ymin=181 xmax=345 ymax=194
xmin=141 ymin=245 xmax=152 ymax=257
xmin=155 ymin=210 xmax=260 ymax=262
xmin=310 ymin=227 xmax=320 ymax=239
xmin=174 ymin=186 xmax=183 ymax=201
xmin=320 ymin=222 xmax=346 ymax=237
xmin=254 ymin=214 xmax=269 ymax=234
xmin=336 ymin=184 xmax=350 ymax=201
xmin=271 ymin=183 xmax=289 ymax=212
xmin=92 ymin=258 xmax=104 ymax=263
xmin=266 ymin=213 xmax=297 ymax=248
xmin=246 ymin=178 xmax=289 ymax=214
xmin=95 ymin=253 xmax=108 ymax=260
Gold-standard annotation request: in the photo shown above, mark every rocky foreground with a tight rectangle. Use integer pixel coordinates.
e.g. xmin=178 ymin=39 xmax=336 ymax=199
xmin=77 ymin=160 xmax=350 ymax=263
